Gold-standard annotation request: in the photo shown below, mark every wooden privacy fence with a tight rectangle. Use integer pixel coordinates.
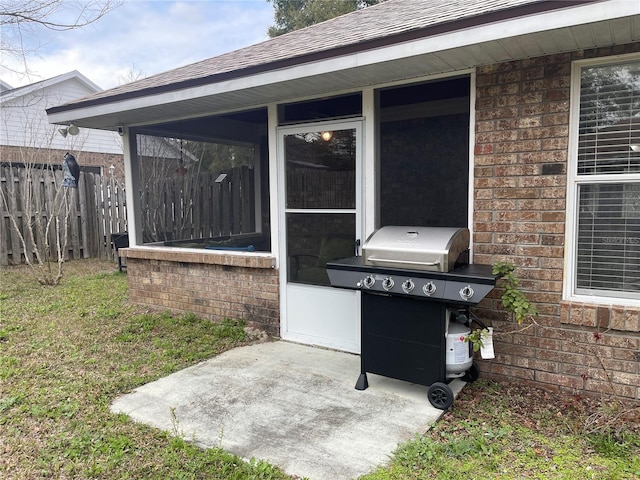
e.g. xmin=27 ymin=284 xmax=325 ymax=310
xmin=0 ymin=166 xmax=126 ymax=266
xmin=0 ymin=165 xmax=256 ymax=266
xmin=139 ymin=166 xmax=256 ymax=243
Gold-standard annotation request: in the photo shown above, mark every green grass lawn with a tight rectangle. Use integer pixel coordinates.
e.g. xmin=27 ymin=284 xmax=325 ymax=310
xmin=0 ymin=260 xmax=289 ymax=479
xmin=1 ymin=260 xmax=639 ymax=479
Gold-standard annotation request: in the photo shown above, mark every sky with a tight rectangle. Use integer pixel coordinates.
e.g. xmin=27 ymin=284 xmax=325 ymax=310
xmin=1 ymin=0 xmax=275 ymax=91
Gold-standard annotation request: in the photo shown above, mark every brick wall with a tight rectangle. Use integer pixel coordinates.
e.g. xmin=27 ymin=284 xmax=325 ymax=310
xmin=123 ymin=248 xmax=280 ymax=336
xmin=473 ymin=45 xmax=640 ymax=401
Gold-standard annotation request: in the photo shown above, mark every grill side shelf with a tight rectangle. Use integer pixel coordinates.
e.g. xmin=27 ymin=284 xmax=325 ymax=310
xmin=326 ymin=257 xmax=498 ymax=304
xmin=327 ymin=257 xmax=497 ymax=282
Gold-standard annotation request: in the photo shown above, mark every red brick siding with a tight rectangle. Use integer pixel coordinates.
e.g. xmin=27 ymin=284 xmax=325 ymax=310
xmin=473 ymin=45 xmax=640 ymax=401
xmin=123 ymin=248 xmax=280 ymax=336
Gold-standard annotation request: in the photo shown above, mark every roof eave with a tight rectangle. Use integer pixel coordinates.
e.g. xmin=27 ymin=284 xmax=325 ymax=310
xmin=47 ymin=0 xmax=639 ymax=130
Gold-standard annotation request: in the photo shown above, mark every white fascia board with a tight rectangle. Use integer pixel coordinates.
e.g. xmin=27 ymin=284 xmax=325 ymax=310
xmin=0 ymin=81 xmax=51 ymax=104
xmin=47 ymin=0 xmax=639 ymax=126
xmin=2 ymin=71 xmax=102 ymax=105
xmin=69 ymin=71 xmax=104 ymax=92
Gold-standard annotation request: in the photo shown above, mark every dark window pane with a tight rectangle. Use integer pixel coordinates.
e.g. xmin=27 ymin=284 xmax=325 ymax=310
xmin=135 ymin=129 xmax=269 ymax=251
xmin=285 ymin=129 xmax=356 ymax=209
xmin=287 ymin=213 xmax=355 ymax=286
xmin=279 ymin=93 xmax=362 ymax=124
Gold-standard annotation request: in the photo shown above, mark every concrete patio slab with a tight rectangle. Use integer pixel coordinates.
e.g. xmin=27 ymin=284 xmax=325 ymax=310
xmin=111 ymin=341 xmax=463 ymax=480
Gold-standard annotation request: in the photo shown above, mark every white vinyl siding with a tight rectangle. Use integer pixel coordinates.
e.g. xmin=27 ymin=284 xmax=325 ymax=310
xmin=1 ymin=76 xmax=122 ymax=155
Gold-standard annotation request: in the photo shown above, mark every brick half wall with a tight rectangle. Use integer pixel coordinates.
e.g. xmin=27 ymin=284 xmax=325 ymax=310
xmin=122 ymin=248 xmax=280 ymax=336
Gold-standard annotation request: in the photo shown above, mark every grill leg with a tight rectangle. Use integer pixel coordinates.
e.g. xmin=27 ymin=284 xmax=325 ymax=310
xmin=356 ymin=292 xmax=369 ymax=391
xmin=355 ymin=372 xmax=369 ymax=390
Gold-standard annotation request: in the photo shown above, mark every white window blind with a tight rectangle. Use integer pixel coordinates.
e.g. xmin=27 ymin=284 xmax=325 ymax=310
xmin=577 ymin=61 xmax=640 ymax=175
xmin=575 ymin=60 xmax=640 ymax=299
xmin=576 ymin=183 xmax=640 ymax=296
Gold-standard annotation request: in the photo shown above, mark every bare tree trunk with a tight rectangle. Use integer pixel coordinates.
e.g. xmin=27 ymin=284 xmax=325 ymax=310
xmin=0 ymin=163 xmax=75 ymax=285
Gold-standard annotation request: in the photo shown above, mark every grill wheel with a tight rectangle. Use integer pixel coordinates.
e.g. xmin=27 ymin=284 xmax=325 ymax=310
xmin=427 ymin=382 xmax=454 ymax=410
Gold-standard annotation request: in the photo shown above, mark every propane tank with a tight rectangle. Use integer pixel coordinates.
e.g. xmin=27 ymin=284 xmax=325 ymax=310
xmin=446 ymin=320 xmax=473 ymax=378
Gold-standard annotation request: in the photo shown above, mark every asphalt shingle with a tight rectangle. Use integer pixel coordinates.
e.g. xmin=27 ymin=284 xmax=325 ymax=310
xmin=49 ymin=0 xmax=561 ymax=109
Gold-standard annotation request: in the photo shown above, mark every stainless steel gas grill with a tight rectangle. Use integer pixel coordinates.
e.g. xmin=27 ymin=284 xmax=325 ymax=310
xmin=327 ymin=226 xmax=498 ymax=409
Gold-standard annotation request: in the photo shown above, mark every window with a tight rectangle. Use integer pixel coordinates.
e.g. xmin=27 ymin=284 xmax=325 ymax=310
xmin=133 ymin=109 xmax=271 ymax=252
xmin=568 ymin=56 xmax=640 ymax=302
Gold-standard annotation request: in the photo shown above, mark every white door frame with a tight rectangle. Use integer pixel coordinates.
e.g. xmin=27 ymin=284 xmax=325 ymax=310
xmin=277 ymin=118 xmax=364 ymax=352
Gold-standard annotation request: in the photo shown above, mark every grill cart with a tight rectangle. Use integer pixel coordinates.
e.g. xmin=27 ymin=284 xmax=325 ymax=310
xmin=327 ymin=226 xmax=498 ymax=409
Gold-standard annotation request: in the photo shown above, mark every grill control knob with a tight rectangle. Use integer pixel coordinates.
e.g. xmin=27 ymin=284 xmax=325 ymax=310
xmin=423 ymin=281 xmax=437 ymax=296
xmin=401 ymin=279 xmax=415 ymax=293
xmin=459 ymin=285 xmax=475 ymax=301
xmin=363 ymin=275 xmax=375 ymax=289
xmin=382 ymin=277 xmax=395 ymax=291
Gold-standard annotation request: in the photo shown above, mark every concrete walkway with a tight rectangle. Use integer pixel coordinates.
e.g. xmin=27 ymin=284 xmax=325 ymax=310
xmin=111 ymin=341 xmax=463 ymax=479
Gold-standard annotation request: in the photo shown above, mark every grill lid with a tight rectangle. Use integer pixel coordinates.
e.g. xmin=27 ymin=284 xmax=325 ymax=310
xmin=362 ymin=226 xmax=470 ymax=272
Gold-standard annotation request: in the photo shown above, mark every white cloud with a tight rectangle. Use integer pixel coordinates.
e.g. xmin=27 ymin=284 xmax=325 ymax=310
xmin=1 ymin=0 xmax=273 ymax=90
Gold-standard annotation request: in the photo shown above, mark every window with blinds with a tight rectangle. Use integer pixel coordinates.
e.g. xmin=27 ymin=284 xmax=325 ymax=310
xmin=575 ymin=59 xmax=640 ymax=299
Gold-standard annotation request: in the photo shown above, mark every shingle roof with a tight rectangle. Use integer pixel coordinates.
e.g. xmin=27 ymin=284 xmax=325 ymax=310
xmin=48 ymin=0 xmax=592 ymax=112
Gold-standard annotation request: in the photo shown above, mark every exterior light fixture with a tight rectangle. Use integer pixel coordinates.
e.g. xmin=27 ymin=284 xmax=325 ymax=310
xmin=321 ymin=131 xmax=333 ymax=141
xmin=108 ymin=164 xmax=116 ymax=176
xmin=58 ymin=123 xmax=80 ymax=138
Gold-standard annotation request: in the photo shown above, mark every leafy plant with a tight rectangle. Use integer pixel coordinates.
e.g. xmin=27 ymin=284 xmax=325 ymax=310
xmin=465 ymin=327 xmax=489 ymax=352
xmin=465 ymin=261 xmax=537 ymax=352
xmin=492 ymin=261 xmax=539 ymax=325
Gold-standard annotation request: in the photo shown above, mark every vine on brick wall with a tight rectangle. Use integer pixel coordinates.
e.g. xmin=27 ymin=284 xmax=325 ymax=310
xmin=492 ymin=261 xmax=539 ymax=325
xmin=467 ymin=261 xmax=538 ymax=351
